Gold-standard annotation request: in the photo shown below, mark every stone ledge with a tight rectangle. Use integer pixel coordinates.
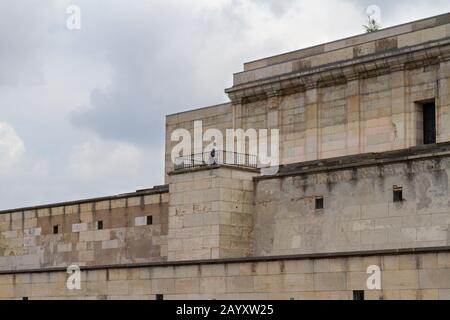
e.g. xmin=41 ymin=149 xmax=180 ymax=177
xmin=0 ymin=185 xmax=169 ymax=215
xmin=243 ymin=12 xmax=450 ymax=72
xmin=1 ymin=246 xmax=449 ymax=275
xmin=168 ymin=164 xmax=260 ymax=176
xmin=255 ymin=142 xmax=450 ymax=181
xmin=226 ymin=39 xmax=450 ymax=102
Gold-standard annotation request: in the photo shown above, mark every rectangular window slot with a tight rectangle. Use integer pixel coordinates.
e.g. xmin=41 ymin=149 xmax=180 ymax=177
xmin=53 ymin=225 xmax=59 ymax=234
xmin=393 ymin=186 xmax=403 ymax=202
xmin=97 ymin=220 xmax=103 ymax=230
xmin=353 ymin=290 xmax=365 ymax=301
xmin=156 ymin=294 xmax=164 ymax=301
xmin=417 ymin=101 xmax=436 ymax=145
xmin=147 ymin=216 xmax=153 ymax=225
xmin=315 ymin=197 xmax=324 ymax=210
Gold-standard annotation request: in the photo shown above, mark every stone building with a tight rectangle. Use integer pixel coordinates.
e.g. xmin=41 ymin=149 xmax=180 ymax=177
xmin=1 ymin=13 xmax=450 ymax=300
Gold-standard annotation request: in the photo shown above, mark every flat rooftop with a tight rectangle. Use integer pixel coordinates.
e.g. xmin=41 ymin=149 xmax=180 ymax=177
xmin=0 ymin=185 xmax=169 ymax=215
xmin=243 ymin=12 xmax=450 ymax=72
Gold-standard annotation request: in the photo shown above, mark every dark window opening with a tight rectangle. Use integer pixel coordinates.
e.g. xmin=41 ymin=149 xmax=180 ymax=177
xmin=22 ymin=297 xmax=28 ymax=301
xmin=418 ymin=101 xmax=436 ymax=145
xmin=53 ymin=225 xmax=59 ymax=234
xmin=353 ymin=290 xmax=365 ymax=301
xmin=315 ymin=197 xmax=324 ymax=210
xmin=97 ymin=220 xmax=103 ymax=230
xmin=156 ymin=294 xmax=164 ymax=301
xmin=147 ymin=216 xmax=153 ymax=225
xmin=393 ymin=186 xmax=403 ymax=202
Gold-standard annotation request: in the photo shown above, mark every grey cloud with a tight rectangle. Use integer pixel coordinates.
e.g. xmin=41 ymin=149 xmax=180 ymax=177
xmin=0 ymin=2 xmax=52 ymax=86
xmin=253 ymin=0 xmax=296 ymax=16
xmin=71 ymin=0 xmax=450 ymax=147
xmin=68 ymin=1 xmax=244 ymax=145
xmin=351 ymin=0 xmax=450 ymax=26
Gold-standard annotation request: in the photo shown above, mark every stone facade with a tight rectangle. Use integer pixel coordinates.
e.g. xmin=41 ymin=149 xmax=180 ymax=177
xmin=166 ymin=13 xmax=450 ymax=176
xmin=1 ymin=250 xmax=450 ymax=300
xmin=0 ymin=186 xmax=169 ymax=271
xmin=254 ymin=147 xmax=450 ymax=256
xmin=168 ymin=166 xmax=257 ymax=261
xmin=1 ymin=13 xmax=450 ymax=300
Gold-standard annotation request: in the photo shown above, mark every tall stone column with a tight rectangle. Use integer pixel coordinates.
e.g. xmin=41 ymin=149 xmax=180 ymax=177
xmin=305 ymin=87 xmax=319 ymax=161
xmin=232 ymin=101 xmax=243 ymax=131
xmin=390 ymin=66 xmax=408 ymax=149
xmin=438 ymin=57 xmax=450 ymax=143
xmin=266 ymin=91 xmax=281 ymax=163
xmin=346 ymin=78 xmax=361 ymax=155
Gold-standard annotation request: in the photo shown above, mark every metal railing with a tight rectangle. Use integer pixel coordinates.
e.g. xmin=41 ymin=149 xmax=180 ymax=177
xmin=174 ymin=150 xmax=258 ymax=171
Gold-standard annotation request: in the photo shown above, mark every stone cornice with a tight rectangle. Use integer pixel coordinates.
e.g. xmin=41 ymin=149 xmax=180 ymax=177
xmin=254 ymin=142 xmax=450 ymax=181
xmin=0 ymin=185 xmax=169 ymax=215
xmin=168 ymin=164 xmax=260 ymax=176
xmin=1 ymin=246 xmax=449 ymax=275
xmin=225 ymin=39 xmax=450 ymax=105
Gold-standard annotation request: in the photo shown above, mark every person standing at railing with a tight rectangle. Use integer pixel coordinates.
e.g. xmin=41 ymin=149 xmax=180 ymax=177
xmin=209 ymin=143 xmax=218 ymax=165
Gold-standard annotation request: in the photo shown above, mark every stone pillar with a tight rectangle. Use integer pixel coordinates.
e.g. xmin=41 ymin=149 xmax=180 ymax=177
xmin=267 ymin=90 xmax=281 ymax=111
xmin=346 ymin=79 xmax=361 ymax=155
xmin=305 ymin=87 xmax=319 ymax=161
xmin=167 ymin=166 xmax=257 ymax=261
xmin=232 ymin=102 xmax=243 ymax=131
xmin=266 ymin=91 xmax=281 ymax=163
xmin=267 ymin=93 xmax=280 ymax=131
xmin=438 ymin=58 xmax=450 ymax=143
xmin=390 ymin=67 xmax=408 ymax=149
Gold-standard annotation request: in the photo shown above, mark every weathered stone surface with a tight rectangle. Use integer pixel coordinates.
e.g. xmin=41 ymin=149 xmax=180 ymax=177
xmin=0 ymin=252 xmax=447 ymax=299
xmin=168 ymin=166 xmax=257 ymax=261
xmin=253 ymin=154 xmax=450 ymax=256
xmin=0 ymin=187 xmax=169 ymax=271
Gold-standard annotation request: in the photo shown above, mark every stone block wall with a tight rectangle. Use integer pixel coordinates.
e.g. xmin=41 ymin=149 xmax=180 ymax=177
xmin=0 ymin=188 xmax=169 ymax=271
xmin=228 ymin=57 xmax=448 ymax=166
xmin=253 ymin=152 xmax=450 ymax=256
xmin=439 ymin=59 xmax=450 ymax=143
xmin=168 ymin=166 xmax=257 ymax=261
xmin=1 ymin=250 xmax=449 ymax=300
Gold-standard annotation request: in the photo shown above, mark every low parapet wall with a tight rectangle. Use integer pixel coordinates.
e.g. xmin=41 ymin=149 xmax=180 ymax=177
xmin=0 ymin=247 xmax=449 ymax=300
xmin=0 ymin=186 xmax=169 ymax=271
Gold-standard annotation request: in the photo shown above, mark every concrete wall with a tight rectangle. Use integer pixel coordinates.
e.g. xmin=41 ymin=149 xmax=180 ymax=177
xmin=168 ymin=166 xmax=257 ymax=261
xmin=0 ymin=189 xmax=169 ymax=271
xmin=1 ymin=250 xmax=449 ymax=300
xmin=254 ymin=152 xmax=450 ymax=257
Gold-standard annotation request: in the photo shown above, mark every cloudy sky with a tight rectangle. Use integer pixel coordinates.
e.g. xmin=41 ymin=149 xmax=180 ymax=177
xmin=0 ymin=0 xmax=449 ymax=210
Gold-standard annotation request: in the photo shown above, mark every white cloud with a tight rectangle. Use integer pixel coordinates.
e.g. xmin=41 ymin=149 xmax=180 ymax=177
xmin=66 ymin=138 xmax=164 ymax=199
xmin=69 ymin=138 xmax=142 ymax=182
xmin=0 ymin=122 xmax=25 ymax=173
